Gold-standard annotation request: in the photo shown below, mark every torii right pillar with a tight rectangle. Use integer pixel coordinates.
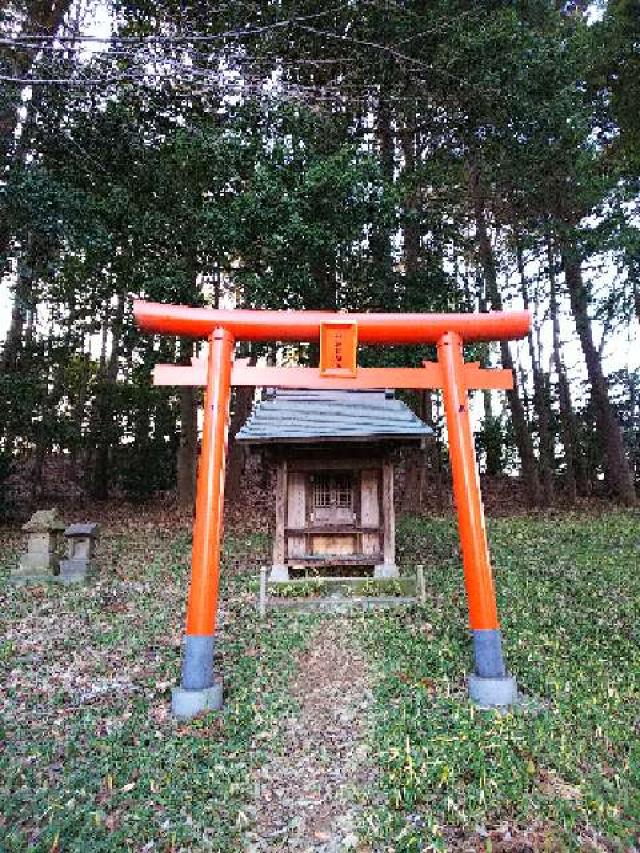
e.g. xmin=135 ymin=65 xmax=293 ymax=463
xmin=438 ymin=332 xmax=518 ymax=707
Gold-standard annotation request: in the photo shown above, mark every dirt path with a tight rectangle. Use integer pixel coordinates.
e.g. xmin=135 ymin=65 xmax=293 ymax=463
xmin=245 ymin=617 xmax=376 ymax=852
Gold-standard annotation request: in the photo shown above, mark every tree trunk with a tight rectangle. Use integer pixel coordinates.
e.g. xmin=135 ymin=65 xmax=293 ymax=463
xmin=1 ymin=285 xmax=27 ymax=374
xmin=420 ymin=390 xmax=444 ymax=510
xmin=370 ymin=92 xmax=395 ymax=309
xmin=467 ymin=160 xmax=541 ymax=505
xmin=562 ymin=248 xmax=636 ymax=504
xmin=480 ymin=351 xmax=504 ymax=477
xmin=401 ymin=446 xmax=423 ymax=514
xmin=548 ymin=240 xmax=587 ymax=501
xmin=400 ymin=116 xmax=420 ymax=278
xmin=535 ymin=372 xmax=555 ymax=506
xmin=1 ymin=233 xmax=35 ymax=373
xmin=309 ymin=248 xmax=337 ymax=310
xmin=92 ymin=292 xmax=125 ymax=500
xmin=398 ymin=116 xmax=425 ymax=512
xmin=225 ymin=355 xmax=256 ymax=504
xmin=176 ymin=339 xmax=198 ymax=506
xmin=31 ymin=345 xmax=50 ymax=502
xmin=0 ymin=1 xmax=74 ymax=259
xmin=31 ymin=314 xmax=64 ymax=502
xmin=516 ymin=243 xmax=554 ymax=504
xmin=477 ymin=287 xmax=503 ymax=478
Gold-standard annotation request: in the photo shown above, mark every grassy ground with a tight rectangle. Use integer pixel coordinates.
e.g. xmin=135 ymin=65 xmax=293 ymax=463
xmin=0 ymin=524 xmax=314 ymax=850
xmin=1 ymin=509 xmax=638 ymax=850
xmin=359 ymin=513 xmax=640 ymax=850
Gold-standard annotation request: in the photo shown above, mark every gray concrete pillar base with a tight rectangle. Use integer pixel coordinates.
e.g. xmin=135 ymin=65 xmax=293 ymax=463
xmin=182 ymin=634 xmax=215 ymax=690
xmin=468 ymin=674 xmax=518 ymax=708
xmin=269 ymin=564 xmax=289 ymax=582
xmin=171 ymin=678 xmax=223 ymax=718
xmin=472 ymin=628 xmax=506 ymax=677
xmin=374 ymin=563 xmax=399 ymax=579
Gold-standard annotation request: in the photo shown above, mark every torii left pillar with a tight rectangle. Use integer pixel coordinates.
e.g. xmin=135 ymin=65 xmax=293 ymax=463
xmin=172 ymin=327 xmax=234 ymax=718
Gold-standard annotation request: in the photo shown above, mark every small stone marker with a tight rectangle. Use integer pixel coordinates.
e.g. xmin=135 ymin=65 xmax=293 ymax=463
xmin=12 ymin=508 xmax=65 ymax=584
xmin=416 ymin=565 xmax=427 ymax=604
xmin=59 ymin=522 xmax=100 ymax=584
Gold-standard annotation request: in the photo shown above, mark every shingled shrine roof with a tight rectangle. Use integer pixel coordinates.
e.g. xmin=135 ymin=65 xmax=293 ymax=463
xmin=235 ymin=389 xmax=432 ymax=445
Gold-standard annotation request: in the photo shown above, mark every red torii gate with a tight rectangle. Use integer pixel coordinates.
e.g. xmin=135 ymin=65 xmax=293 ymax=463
xmin=134 ymin=301 xmax=530 ymax=716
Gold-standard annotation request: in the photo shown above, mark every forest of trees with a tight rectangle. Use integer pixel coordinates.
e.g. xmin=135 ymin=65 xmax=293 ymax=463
xmin=0 ymin=0 xmax=638 ymax=512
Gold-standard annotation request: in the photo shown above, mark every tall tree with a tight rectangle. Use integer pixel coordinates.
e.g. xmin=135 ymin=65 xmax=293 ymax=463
xmin=468 ymin=160 xmax=542 ymax=506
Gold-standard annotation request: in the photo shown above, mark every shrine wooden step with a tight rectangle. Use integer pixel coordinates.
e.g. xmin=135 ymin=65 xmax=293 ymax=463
xmin=269 ymin=575 xmax=397 ymax=583
xmin=264 ymin=595 xmax=418 ymax=612
xmin=267 ymin=576 xmax=418 ymax=596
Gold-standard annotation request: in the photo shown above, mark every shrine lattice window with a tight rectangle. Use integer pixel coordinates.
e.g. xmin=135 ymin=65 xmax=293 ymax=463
xmin=313 ymin=474 xmax=353 ymax=510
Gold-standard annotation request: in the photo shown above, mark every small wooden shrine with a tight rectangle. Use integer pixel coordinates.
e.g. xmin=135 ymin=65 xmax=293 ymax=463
xmin=236 ymin=389 xmax=431 ymax=580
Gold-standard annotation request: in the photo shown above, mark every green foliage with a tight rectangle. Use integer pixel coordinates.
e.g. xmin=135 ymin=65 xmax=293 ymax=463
xmin=270 ymin=580 xmax=320 ymax=598
xmin=0 ymin=450 xmax=13 ymax=516
xmin=349 ymin=578 xmax=412 ymax=597
xmin=477 ymin=413 xmax=505 ymax=476
xmin=1 ymin=0 xmax=639 ymax=507
xmin=602 ymin=0 xmax=640 ymax=173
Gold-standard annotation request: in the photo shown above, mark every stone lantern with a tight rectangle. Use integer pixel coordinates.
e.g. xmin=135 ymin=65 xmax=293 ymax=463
xmin=59 ymin=523 xmax=100 ymax=584
xmin=12 ymin=508 xmax=66 ymax=584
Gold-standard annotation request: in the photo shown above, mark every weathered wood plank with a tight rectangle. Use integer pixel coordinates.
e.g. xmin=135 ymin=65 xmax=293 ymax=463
xmin=286 ymin=471 xmax=306 ymax=558
xmin=272 ymin=460 xmax=287 ymax=565
xmin=288 ymin=456 xmax=384 ymax=472
xmin=360 ymin=469 xmax=380 ymax=526
xmin=311 ymin=534 xmax=357 ymax=556
xmin=285 ymin=525 xmax=379 ymax=535
xmin=361 ymin=468 xmax=381 ymax=556
xmin=283 ymin=554 xmax=383 ymax=566
xmin=382 ymin=460 xmax=395 ymax=566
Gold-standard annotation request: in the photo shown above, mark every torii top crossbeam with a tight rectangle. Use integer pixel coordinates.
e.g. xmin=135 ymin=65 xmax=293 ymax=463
xmin=134 ymin=300 xmax=530 ymax=717
xmin=134 ymin=300 xmax=530 ymax=344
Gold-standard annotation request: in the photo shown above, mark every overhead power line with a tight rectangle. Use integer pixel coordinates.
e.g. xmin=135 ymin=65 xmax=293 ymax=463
xmin=0 ymin=3 xmax=499 ymax=103
xmin=0 ymin=3 xmax=352 ymax=46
